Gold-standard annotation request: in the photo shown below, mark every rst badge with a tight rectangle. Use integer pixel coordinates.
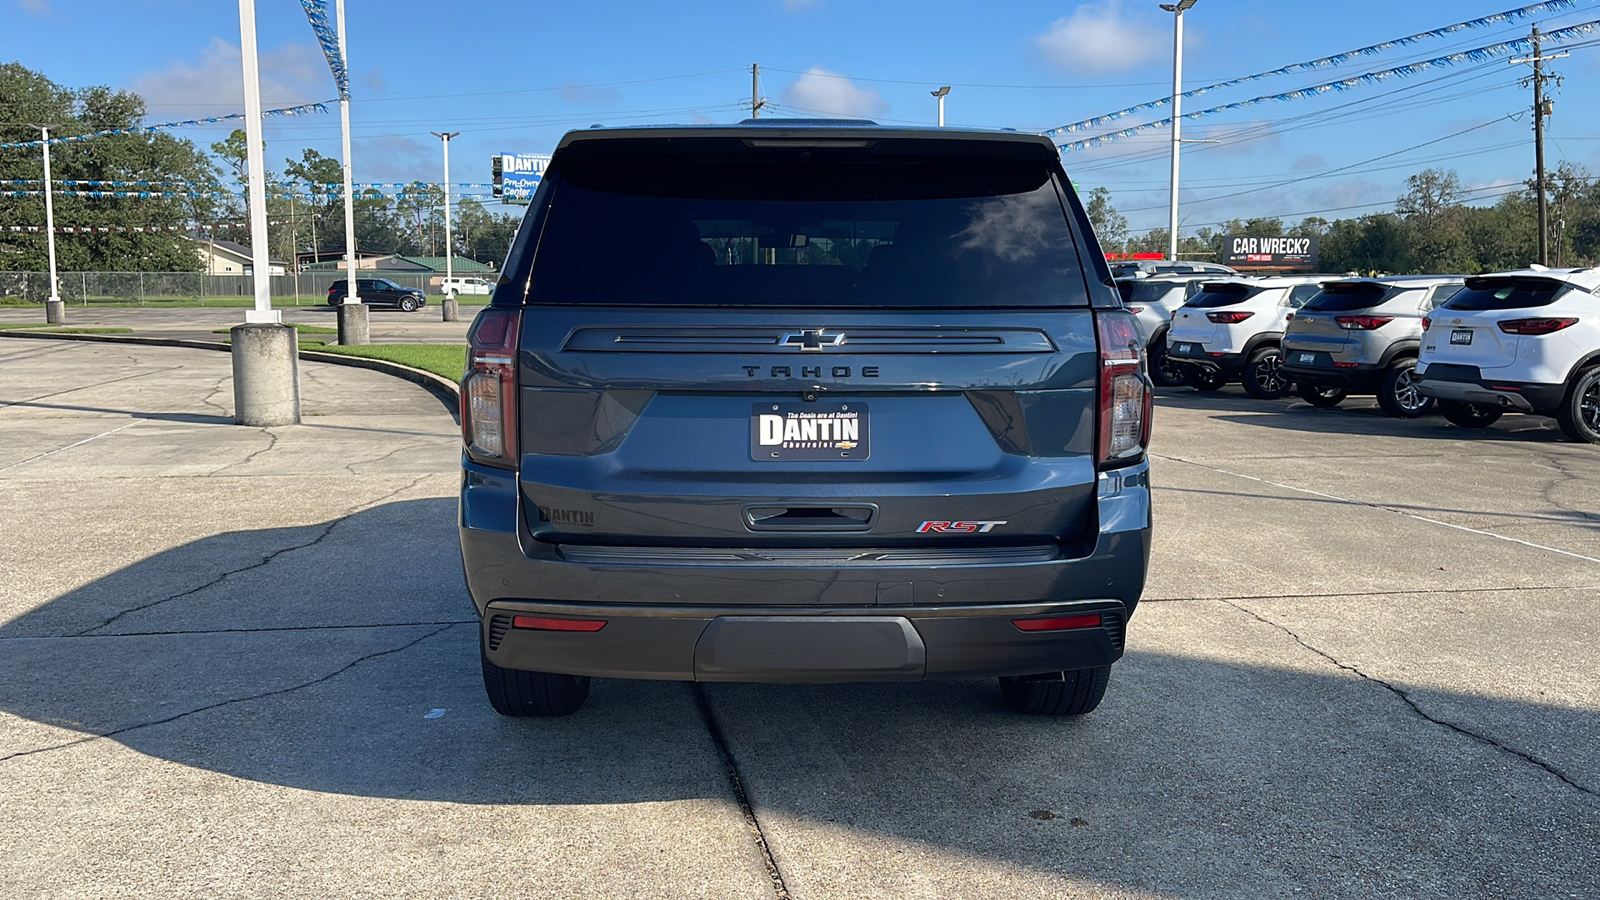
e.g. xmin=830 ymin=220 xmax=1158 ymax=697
xmin=918 ymin=521 xmax=1008 ymax=534
xmin=752 ymin=402 xmax=869 ymax=460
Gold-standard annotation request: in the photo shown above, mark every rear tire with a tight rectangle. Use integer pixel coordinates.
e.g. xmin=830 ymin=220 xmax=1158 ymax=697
xmin=1296 ymin=382 xmax=1347 ymax=408
xmin=1556 ymin=366 xmax=1600 ymax=444
xmin=481 ymin=636 xmax=590 ymax=717
xmin=1184 ymin=368 xmax=1226 ymax=392
xmin=1149 ymin=340 xmax=1186 ymax=387
xmin=999 ymin=667 xmax=1110 ymax=716
xmin=1438 ymin=399 xmax=1503 ymax=429
xmin=1242 ymin=348 xmax=1291 ymax=400
xmin=1377 ymin=358 xmax=1433 ymax=418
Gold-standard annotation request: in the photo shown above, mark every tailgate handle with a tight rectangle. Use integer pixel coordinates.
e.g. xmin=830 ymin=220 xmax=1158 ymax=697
xmin=744 ymin=504 xmax=877 ymax=532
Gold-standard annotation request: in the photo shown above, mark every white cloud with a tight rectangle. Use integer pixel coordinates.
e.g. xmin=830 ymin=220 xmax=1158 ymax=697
xmin=778 ymin=67 xmax=887 ymax=119
xmin=19 ymin=0 xmax=54 ymax=16
xmin=128 ymin=37 xmax=332 ymax=119
xmin=1035 ymin=1 xmax=1163 ymax=74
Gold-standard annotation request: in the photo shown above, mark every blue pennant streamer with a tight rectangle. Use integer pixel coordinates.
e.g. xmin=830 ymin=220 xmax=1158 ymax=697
xmin=1057 ymin=19 xmax=1600 ymax=153
xmin=0 ymin=102 xmax=332 ymax=150
xmin=299 ymin=0 xmax=350 ymax=101
xmin=1045 ymin=0 xmax=1579 ymax=138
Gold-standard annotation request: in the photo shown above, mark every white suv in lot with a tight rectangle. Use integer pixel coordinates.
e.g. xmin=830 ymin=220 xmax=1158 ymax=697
xmin=1116 ymin=274 xmax=1206 ymax=386
xmin=440 ymin=275 xmax=493 ymax=297
xmin=1416 ymin=267 xmax=1600 ymax=443
xmin=1165 ymin=275 xmax=1330 ymax=398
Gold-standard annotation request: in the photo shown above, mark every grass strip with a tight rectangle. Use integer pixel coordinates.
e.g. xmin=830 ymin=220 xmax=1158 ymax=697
xmin=0 ymin=323 xmax=54 ymax=330
xmin=39 ymin=327 xmax=135 ymax=334
xmin=307 ymin=343 xmax=467 ymax=382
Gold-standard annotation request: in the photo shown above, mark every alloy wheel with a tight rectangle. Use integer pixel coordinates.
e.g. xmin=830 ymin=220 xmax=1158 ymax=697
xmin=1393 ymin=368 xmax=1426 ymax=411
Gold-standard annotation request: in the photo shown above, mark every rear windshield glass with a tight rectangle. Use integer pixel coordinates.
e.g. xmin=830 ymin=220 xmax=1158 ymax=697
xmin=1185 ymin=283 xmax=1257 ymax=309
xmin=524 ymin=137 xmax=1087 ymax=308
xmin=1119 ymin=281 xmax=1184 ymax=305
xmin=1303 ymin=282 xmax=1391 ymax=312
xmin=1444 ymin=278 xmax=1569 ymax=311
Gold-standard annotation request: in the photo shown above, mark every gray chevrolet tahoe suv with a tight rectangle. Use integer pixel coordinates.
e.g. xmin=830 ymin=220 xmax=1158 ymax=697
xmin=458 ymin=122 xmax=1153 ymax=717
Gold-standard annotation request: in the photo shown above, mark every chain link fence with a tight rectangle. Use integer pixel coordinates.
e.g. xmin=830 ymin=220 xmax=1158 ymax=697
xmin=0 ymin=271 xmax=443 ymax=307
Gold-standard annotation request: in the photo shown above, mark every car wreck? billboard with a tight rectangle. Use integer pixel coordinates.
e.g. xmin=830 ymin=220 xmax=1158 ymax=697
xmin=1221 ymin=235 xmax=1320 ymax=272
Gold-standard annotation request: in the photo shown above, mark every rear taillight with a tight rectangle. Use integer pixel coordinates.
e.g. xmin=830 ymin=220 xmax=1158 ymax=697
xmin=1012 ymin=614 xmax=1102 ymax=633
xmin=461 ymin=307 xmax=522 ymax=467
xmin=1124 ymin=306 xmax=1146 ymax=315
xmin=1335 ymin=315 xmax=1394 ymax=330
xmin=1206 ymin=311 xmax=1254 ymax=324
xmin=511 ymin=616 xmax=606 ymax=632
xmin=1096 ymin=312 xmax=1150 ymax=468
xmin=1421 ymin=316 xmax=1431 ymax=330
xmin=1497 ymin=317 xmax=1578 ymax=335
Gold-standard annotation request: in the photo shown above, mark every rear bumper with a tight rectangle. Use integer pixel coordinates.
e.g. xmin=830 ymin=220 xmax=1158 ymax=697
xmin=1415 ymin=364 xmax=1562 ymax=412
xmin=1281 ymin=359 xmax=1383 ymax=391
xmin=1165 ymin=345 xmax=1246 ymax=376
xmin=482 ymin=599 xmax=1127 ymax=682
xmin=459 ymin=457 xmax=1152 ymax=681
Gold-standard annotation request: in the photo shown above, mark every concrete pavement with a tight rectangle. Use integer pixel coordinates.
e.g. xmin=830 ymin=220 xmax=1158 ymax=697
xmin=1 ymin=341 xmax=1597 ymax=898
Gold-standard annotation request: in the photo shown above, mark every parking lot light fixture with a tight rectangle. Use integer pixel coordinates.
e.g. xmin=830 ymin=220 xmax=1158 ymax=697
xmin=931 ymin=86 xmax=951 ymax=127
xmin=1159 ymin=0 xmax=1198 ymax=262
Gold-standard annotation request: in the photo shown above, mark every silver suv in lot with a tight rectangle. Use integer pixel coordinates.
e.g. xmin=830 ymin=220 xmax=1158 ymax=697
xmin=458 ymin=122 xmax=1153 ymax=717
xmin=1281 ymin=276 xmax=1465 ymax=417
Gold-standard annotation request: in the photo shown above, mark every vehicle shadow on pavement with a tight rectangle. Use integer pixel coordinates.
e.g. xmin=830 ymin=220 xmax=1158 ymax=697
xmin=1155 ymin=390 xmax=1570 ymax=444
xmin=1 ymin=500 xmax=1598 ymax=895
xmin=4 ymin=399 xmax=234 ymax=426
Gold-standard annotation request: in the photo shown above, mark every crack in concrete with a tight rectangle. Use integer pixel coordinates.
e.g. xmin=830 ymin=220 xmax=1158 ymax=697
xmin=207 ymin=428 xmax=281 ymax=476
xmin=0 ymin=619 xmax=477 ymax=641
xmin=1220 ymin=597 xmax=1599 ymax=800
xmin=74 ymin=473 xmax=434 ymax=637
xmin=693 ymin=684 xmax=792 ymax=900
xmin=0 ymin=623 xmax=459 ymax=766
xmin=343 ymin=441 xmax=426 ymax=477
xmin=198 ymin=376 xmax=231 ymax=417
xmin=0 ymin=365 xmax=186 ymax=412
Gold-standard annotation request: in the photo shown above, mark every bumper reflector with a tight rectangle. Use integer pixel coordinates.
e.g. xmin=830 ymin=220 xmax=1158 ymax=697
xmin=511 ymin=616 xmax=607 ymax=632
xmin=1011 ymin=614 xmax=1102 ymax=633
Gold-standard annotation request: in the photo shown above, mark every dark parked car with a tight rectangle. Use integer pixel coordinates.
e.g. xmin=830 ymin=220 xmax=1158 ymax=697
xmin=326 ymin=278 xmax=427 ymax=311
xmin=458 ymin=121 xmax=1154 ymax=717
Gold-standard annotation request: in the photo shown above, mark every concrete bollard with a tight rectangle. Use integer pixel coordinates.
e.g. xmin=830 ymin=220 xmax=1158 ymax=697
xmin=442 ymin=296 xmax=459 ymax=322
xmin=45 ymin=299 xmax=64 ymax=325
xmin=231 ymin=323 xmax=301 ymax=427
xmin=337 ymin=301 xmax=370 ymax=345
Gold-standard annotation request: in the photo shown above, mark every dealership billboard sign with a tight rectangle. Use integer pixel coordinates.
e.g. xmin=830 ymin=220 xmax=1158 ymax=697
xmin=1221 ymin=235 xmax=1320 ymax=271
xmin=494 ymin=153 xmax=551 ymax=204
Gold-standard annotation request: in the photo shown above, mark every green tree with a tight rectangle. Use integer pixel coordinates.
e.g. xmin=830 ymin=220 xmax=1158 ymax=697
xmin=0 ymin=62 xmax=218 ymax=272
xmin=1084 ymin=187 xmax=1128 ymax=253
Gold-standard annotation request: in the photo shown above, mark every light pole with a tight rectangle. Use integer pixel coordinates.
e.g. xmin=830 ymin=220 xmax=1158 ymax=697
xmin=334 ymin=0 xmax=368 ymax=345
xmin=1160 ymin=0 xmax=1197 ymax=262
xmin=38 ymin=126 xmax=63 ymax=324
xmin=230 ymin=0 xmax=300 ymax=428
xmin=431 ymin=130 xmax=460 ymax=322
xmin=931 ymin=86 xmax=950 ymax=127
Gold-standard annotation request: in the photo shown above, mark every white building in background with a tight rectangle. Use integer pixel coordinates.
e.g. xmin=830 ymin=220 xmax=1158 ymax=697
xmin=191 ymin=237 xmax=287 ymax=276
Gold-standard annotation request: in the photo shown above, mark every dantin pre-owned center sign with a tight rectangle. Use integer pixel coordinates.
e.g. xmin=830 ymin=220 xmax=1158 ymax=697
xmin=496 ymin=153 xmax=551 ymax=203
xmin=1221 ymin=235 xmax=1321 ymax=271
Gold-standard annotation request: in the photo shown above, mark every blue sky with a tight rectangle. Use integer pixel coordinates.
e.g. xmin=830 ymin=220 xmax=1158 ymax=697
xmin=10 ymin=0 xmax=1600 ymax=237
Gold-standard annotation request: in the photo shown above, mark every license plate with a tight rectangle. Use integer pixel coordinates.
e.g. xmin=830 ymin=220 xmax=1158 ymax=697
xmin=1176 ymin=343 xmax=1197 ymax=355
xmin=752 ymin=403 xmax=869 ymax=461
xmin=1297 ymin=352 xmax=1316 ymax=364
xmin=1451 ymin=329 xmax=1473 ymax=345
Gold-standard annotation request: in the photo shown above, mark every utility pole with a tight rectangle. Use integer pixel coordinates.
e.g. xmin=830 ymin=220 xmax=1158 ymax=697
xmin=931 ymin=86 xmax=950 ymax=127
xmin=431 ymin=130 xmax=460 ymax=322
xmin=37 ymin=125 xmax=63 ymax=324
xmin=1513 ymin=24 xmax=1565 ymax=267
xmin=749 ymin=64 xmax=766 ymax=119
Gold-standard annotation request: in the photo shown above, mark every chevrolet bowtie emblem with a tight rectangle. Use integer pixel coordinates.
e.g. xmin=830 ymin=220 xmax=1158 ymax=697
xmin=780 ymin=329 xmax=845 ymax=352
